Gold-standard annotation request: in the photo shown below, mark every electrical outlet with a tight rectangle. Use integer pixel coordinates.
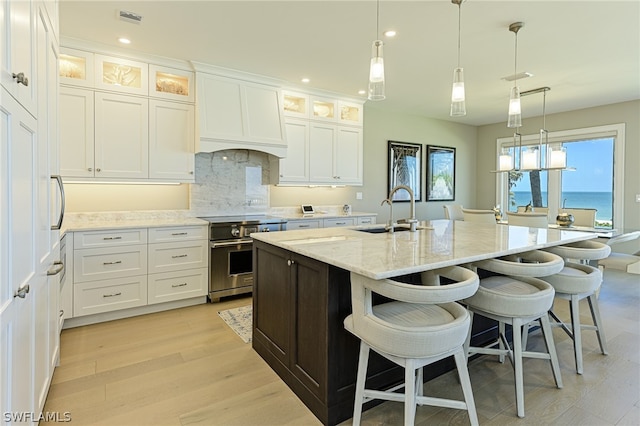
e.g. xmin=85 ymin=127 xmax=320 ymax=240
xmin=356 ymin=192 xmax=363 ymax=200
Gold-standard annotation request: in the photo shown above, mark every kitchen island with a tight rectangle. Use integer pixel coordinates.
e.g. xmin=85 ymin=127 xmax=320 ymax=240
xmin=251 ymin=220 xmax=595 ymax=425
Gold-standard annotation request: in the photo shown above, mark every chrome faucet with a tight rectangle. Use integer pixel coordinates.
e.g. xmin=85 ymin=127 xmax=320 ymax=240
xmin=381 ymin=185 xmax=418 ymax=232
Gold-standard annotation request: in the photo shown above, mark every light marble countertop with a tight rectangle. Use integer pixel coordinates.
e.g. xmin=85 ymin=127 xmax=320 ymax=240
xmin=61 ymin=214 xmax=208 ymax=234
xmin=252 ymin=219 xmax=597 ymax=280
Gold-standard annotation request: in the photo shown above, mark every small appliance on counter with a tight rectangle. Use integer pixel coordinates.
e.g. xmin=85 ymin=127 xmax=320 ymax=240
xmin=342 ymin=204 xmax=352 ymax=215
xmin=301 ymin=204 xmax=314 ymax=216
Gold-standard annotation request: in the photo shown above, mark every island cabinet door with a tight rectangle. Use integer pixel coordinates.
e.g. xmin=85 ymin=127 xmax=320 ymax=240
xmin=289 ymin=253 xmax=328 ymax=401
xmin=253 ymin=243 xmax=292 ymax=366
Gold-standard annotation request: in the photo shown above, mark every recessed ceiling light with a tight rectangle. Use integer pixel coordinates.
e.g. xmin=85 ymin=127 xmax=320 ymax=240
xmin=358 ymin=90 xmax=366 ymax=95
xmin=383 ymin=30 xmax=397 ymax=37
xmin=118 ymin=37 xmax=131 ymax=44
xmin=301 ymin=78 xmax=310 ymax=83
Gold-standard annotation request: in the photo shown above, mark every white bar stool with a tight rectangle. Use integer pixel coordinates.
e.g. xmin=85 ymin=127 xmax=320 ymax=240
xmin=542 ymin=240 xmax=612 ymax=374
xmin=344 ymin=266 xmax=480 ymax=426
xmin=462 ymin=250 xmax=565 ymax=418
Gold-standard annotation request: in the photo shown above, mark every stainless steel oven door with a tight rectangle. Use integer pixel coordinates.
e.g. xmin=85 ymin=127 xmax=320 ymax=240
xmin=209 ymin=240 xmax=254 ymax=299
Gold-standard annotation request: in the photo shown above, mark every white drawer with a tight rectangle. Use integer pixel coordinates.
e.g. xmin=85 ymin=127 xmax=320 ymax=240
xmin=74 ymin=228 xmax=148 ymax=249
xmin=147 ymin=267 xmax=208 ymax=304
xmin=148 ymin=240 xmax=208 ymax=274
xmin=148 ymin=225 xmax=208 ymax=243
xmin=357 ymin=216 xmax=376 ymax=225
xmin=73 ymin=245 xmax=148 ymax=283
xmin=324 ymin=218 xmax=355 ymax=227
xmin=73 ymin=275 xmax=148 ymax=317
xmin=287 ymin=220 xmax=321 ymax=230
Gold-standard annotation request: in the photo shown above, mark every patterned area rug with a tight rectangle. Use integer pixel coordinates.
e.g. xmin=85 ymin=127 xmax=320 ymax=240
xmin=217 ymin=305 xmax=252 ymax=343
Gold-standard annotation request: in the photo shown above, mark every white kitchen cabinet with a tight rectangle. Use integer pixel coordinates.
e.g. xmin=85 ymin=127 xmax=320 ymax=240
xmin=323 ymin=218 xmax=355 ymax=227
xmin=94 ymin=53 xmax=148 ymax=96
xmin=59 ymin=47 xmax=94 ymax=88
xmin=94 ymin=92 xmax=149 ymax=179
xmin=308 ymin=122 xmax=336 ymax=183
xmin=61 ymin=87 xmax=151 ymax=181
xmin=286 ymin=219 xmax=322 ymax=230
xmin=0 ymin=0 xmax=37 ymax=115
xmin=357 ymin=216 xmax=377 ymax=225
xmin=147 ymin=225 xmax=208 ymax=304
xmin=74 ymin=275 xmax=148 ymax=317
xmin=334 ymin=126 xmax=363 ymax=184
xmin=149 ymin=64 xmax=194 ymax=102
xmin=59 ymin=86 xmax=94 ymax=177
xmin=277 ymin=90 xmax=363 ymax=186
xmin=278 ymin=119 xmax=309 ymax=184
xmin=149 ymin=99 xmax=195 ymax=181
xmin=68 ymin=225 xmax=208 ymax=321
xmin=196 ymin=72 xmax=286 ymax=157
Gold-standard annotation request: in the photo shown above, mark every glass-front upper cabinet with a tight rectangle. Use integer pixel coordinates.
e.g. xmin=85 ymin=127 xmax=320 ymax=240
xmin=59 ymin=47 xmax=94 ymax=88
xmin=311 ymin=97 xmax=336 ymax=121
xmin=149 ymin=65 xmax=194 ymax=102
xmin=282 ymin=91 xmax=309 ymax=118
xmin=94 ymin=54 xmax=148 ymax=95
xmin=338 ymin=100 xmax=363 ymax=125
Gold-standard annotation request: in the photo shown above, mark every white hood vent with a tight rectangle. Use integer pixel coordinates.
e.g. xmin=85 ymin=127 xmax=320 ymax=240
xmin=195 ymin=68 xmax=287 ymax=159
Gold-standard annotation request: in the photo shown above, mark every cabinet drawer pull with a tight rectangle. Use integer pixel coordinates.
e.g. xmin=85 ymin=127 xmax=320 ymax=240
xmin=171 ymin=283 xmax=188 ymax=288
xmin=103 ymin=260 xmax=122 ymax=265
xmin=334 ymin=222 xmax=346 ymax=225
xmin=171 ymin=232 xmax=188 ymax=236
xmin=299 ymin=224 xmax=310 ymax=228
xmin=171 ymin=254 xmax=188 ymax=259
xmin=102 ymin=292 xmax=122 ymax=298
xmin=103 ymin=236 xmax=123 ymax=240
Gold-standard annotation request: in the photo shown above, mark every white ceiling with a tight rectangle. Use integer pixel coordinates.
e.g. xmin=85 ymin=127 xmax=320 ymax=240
xmin=59 ymin=0 xmax=640 ymax=126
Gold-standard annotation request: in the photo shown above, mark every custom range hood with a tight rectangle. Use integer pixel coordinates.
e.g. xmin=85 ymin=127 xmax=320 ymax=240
xmin=193 ymin=63 xmax=288 ymax=158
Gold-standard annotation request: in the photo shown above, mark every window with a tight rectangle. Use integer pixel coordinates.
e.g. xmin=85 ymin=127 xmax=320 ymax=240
xmin=495 ymin=124 xmax=625 ymax=229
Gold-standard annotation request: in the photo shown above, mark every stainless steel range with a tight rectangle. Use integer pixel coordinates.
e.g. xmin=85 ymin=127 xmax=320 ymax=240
xmin=199 ymin=215 xmax=287 ymax=302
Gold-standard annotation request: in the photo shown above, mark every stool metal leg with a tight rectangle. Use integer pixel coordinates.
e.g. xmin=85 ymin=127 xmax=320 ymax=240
xmin=587 ymin=294 xmax=609 ymax=355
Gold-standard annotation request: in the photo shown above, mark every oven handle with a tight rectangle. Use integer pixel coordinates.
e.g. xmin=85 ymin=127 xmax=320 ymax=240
xmin=210 ymin=240 xmax=253 ymax=249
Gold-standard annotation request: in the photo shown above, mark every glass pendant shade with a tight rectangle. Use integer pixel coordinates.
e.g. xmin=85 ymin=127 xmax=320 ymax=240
xmin=507 ymin=86 xmax=522 ymax=128
xmin=450 ymin=67 xmax=466 ymax=116
xmin=368 ymin=40 xmax=385 ymax=101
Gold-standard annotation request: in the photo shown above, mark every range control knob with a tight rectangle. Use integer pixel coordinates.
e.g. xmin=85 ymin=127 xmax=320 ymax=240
xmin=231 ymin=226 xmax=240 ymax=237
xmin=261 ymin=227 xmax=270 ymax=232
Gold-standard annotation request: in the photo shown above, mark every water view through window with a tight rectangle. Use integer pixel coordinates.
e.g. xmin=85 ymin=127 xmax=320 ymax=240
xmin=508 ymin=138 xmax=614 ymax=228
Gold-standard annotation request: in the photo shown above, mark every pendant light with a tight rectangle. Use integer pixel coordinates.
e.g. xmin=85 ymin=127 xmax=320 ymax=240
xmin=368 ymin=0 xmax=385 ymax=101
xmin=450 ymin=0 xmax=466 ymax=116
xmin=507 ymin=22 xmax=524 ymax=128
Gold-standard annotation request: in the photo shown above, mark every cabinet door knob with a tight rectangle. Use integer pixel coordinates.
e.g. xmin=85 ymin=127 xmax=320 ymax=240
xmin=12 ymin=72 xmax=29 ymax=86
xmin=88 ymin=167 xmax=93 ymax=172
xmin=189 ymin=171 xmax=194 ymax=175
xmin=287 ymin=259 xmax=295 ymax=266
xmin=96 ymin=168 xmax=101 ymax=172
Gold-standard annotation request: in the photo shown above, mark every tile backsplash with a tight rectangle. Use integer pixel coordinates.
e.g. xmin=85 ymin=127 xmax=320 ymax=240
xmin=190 ymin=150 xmax=271 ymax=216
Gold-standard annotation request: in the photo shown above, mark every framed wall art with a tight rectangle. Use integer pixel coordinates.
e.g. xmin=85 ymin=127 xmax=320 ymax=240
xmin=426 ymin=145 xmax=456 ymax=201
xmin=387 ymin=141 xmax=422 ymax=202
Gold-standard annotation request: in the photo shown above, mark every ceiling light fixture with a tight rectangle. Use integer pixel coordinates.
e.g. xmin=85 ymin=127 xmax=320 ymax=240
xmin=301 ymin=78 xmax=310 ymax=83
xmin=494 ymin=86 xmax=574 ymax=173
xmin=450 ymin=0 xmax=466 ymax=117
xmin=368 ymin=0 xmax=385 ymax=101
xmin=507 ymin=22 xmax=524 ymax=128
xmin=383 ymin=30 xmax=396 ymax=38
xmin=118 ymin=37 xmax=131 ymax=44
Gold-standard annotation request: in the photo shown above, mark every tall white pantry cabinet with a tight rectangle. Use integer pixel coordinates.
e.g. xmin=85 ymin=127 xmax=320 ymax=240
xmin=1 ymin=0 xmax=63 ymax=422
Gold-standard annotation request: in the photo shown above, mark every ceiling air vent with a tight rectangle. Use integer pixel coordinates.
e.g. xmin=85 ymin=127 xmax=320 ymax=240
xmin=501 ymin=72 xmax=533 ymax=82
xmin=119 ymin=10 xmax=142 ymax=24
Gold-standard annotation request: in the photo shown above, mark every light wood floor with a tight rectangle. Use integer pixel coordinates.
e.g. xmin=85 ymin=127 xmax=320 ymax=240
xmin=43 ymin=269 xmax=639 ymax=425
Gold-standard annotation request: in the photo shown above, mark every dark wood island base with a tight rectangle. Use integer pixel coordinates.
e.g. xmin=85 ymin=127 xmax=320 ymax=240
xmin=252 ymin=240 xmax=496 ymax=425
